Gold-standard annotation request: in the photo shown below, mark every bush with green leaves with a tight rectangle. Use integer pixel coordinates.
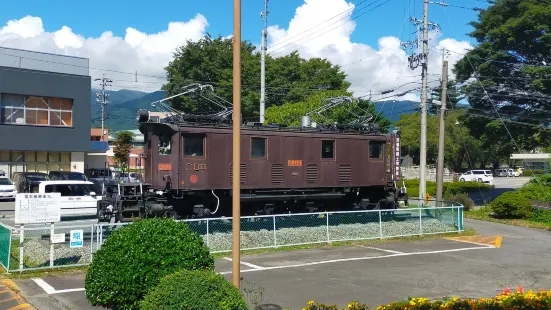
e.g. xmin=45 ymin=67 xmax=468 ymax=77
xmin=140 ymin=270 xmax=248 ymax=310
xmin=490 ymin=191 xmax=533 ymax=219
xmin=445 ymin=193 xmax=475 ymax=211
xmin=85 ymin=218 xmax=214 ymax=310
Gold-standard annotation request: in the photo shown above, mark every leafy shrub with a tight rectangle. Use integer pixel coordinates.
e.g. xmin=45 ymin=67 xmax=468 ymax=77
xmin=519 ymin=174 xmax=551 ymax=200
xmin=490 ymin=191 xmax=533 ymax=219
xmin=521 ymin=169 xmax=548 ymax=177
xmin=140 ymin=270 xmax=248 ymax=310
xmin=445 ymin=193 xmax=475 ymax=211
xmin=303 ymin=287 xmax=551 ymax=310
xmin=403 ymin=179 xmax=493 ymax=200
xmin=85 ymin=218 xmax=214 ymax=310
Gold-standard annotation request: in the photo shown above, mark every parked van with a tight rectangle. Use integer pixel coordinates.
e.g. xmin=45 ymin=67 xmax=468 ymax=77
xmin=458 ymin=170 xmax=494 ymax=183
xmin=38 ymin=181 xmax=101 ymax=217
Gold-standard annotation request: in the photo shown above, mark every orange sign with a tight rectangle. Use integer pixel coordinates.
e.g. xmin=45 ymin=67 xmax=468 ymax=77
xmin=288 ymin=160 xmax=303 ymax=167
xmin=158 ymin=163 xmax=172 ymax=171
xmin=190 ymin=175 xmax=198 ymax=183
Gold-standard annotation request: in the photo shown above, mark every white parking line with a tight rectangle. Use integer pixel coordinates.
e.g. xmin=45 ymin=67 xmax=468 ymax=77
xmin=358 ymin=245 xmax=405 ymax=254
xmin=222 ymin=257 xmax=265 ymax=270
xmin=217 ymin=245 xmax=494 ymax=275
xmin=31 ymin=244 xmax=496 ymax=294
xmin=32 ymin=278 xmax=85 ymax=295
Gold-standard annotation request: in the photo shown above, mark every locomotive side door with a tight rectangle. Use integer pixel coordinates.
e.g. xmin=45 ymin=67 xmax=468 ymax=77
xmin=181 ymin=133 xmax=208 ymax=189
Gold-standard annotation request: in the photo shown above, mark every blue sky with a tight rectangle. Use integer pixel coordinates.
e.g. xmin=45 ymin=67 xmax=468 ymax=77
xmin=0 ymin=0 xmax=487 ymax=48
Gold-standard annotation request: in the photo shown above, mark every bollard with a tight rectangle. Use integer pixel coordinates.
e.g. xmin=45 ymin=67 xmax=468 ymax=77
xmin=255 ymin=304 xmax=283 ymax=310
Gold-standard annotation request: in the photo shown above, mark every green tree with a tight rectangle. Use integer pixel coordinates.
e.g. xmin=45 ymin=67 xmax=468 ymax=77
xmin=162 ymin=35 xmax=350 ymax=120
xmin=395 ymin=110 xmax=475 ymax=172
xmin=264 ymin=90 xmax=391 ymax=132
xmin=113 ymin=131 xmax=133 ymax=167
xmin=428 ymin=80 xmax=462 ymax=115
xmin=453 ymin=0 xmax=551 ymax=160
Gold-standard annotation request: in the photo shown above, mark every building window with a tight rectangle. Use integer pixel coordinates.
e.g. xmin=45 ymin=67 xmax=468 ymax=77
xmin=321 ymin=140 xmax=335 ymax=159
xmin=183 ymin=135 xmax=205 ymax=157
xmin=251 ymin=137 xmax=267 ymax=159
xmin=0 ymin=93 xmax=73 ymax=127
xmin=369 ymin=141 xmax=384 ymax=159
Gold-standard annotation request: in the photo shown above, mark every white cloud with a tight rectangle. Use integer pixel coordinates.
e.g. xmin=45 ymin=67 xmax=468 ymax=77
xmin=0 ymin=14 xmax=209 ymax=91
xmin=267 ymin=0 xmax=473 ymax=103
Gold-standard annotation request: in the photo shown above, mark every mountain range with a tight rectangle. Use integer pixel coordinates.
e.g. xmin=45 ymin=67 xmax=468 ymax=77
xmin=90 ymin=89 xmax=420 ymax=133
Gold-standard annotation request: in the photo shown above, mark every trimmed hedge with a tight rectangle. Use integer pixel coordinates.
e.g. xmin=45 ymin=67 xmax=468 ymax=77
xmin=403 ymin=179 xmax=493 ymax=199
xmin=521 ymin=169 xmax=548 ymax=177
xmin=303 ymin=287 xmax=551 ymax=309
xmin=85 ymin=218 xmax=215 ymax=310
xmin=445 ymin=193 xmax=475 ymax=211
xmin=140 ymin=270 xmax=248 ymax=310
xmin=490 ymin=191 xmax=533 ymax=219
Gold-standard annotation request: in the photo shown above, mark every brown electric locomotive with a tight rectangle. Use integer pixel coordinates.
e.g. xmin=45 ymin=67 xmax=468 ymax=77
xmin=97 ymin=110 xmax=405 ymax=221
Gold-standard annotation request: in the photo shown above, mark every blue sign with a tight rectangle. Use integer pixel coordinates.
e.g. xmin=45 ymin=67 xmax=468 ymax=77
xmin=70 ymin=230 xmax=83 ymax=248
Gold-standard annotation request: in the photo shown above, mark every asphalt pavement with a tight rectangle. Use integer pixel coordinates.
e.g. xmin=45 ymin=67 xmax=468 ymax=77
xmin=11 ymin=218 xmax=551 ymax=310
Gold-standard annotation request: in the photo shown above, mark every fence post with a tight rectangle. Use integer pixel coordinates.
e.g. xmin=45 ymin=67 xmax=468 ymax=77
xmin=7 ymin=228 xmax=12 ymax=272
xmin=90 ymin=225 xmax=94 ymax=262
xmin=19 ymin=225 xmax=24 ymax=272
xmin=326 ymin=212 xmax=330 ymax=243
xmin=206 ymin=219 xmax=210 ymax=247
xmin=273 ymin=215 xmax=277 ymax=247
xmin=378 ymin=210 xmax=383 ymax=239
xmin=419 ymin=209 xmax=423 ymax=235
xmin=50 ymin=223 xmax=54 ymax=268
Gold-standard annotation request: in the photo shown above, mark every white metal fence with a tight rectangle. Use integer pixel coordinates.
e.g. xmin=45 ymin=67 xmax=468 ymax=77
xmin=1 ymin=205 xmax=464 ymax=272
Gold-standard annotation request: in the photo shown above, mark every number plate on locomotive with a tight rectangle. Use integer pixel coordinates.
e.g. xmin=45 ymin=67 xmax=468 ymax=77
xmin=287 ymin=160 xmax=303 ymax=167
xmin=158 ymin=163 xmax=172 ymax=170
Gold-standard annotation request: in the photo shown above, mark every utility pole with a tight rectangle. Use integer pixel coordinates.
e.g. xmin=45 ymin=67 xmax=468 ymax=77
xmin=418 ymin=0 xmax=429 ymax=203
xmin=436 ymin=60 xmax=448 ymax=208
xmin=232 ymin=0 xmax=242 ymax=288
xmin=94 ymin=74 xmax=112 ymax=141
xmin=259 ymin=0 xmax=269 ymax=123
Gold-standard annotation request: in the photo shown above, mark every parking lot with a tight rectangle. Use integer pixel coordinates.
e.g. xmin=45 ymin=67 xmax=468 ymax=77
xmin=12 ymin=218 xmax=551 ymax=309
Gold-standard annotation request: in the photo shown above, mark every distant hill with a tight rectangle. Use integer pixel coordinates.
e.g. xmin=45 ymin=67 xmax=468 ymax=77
xmin=90 ymin=90 xmax=420 ymax=132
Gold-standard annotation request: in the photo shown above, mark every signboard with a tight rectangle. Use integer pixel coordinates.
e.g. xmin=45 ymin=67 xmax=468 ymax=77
xmin=15 ymin=193 xmax=61 ymax=224
xmin=51 ymin=233 xmax=65 ymax=244
xmin=70 ymin=230 xmax=83 ymax=248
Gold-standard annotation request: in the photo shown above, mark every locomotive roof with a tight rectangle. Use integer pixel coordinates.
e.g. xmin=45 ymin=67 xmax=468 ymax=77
xmin=137 ymin=111 xmax=392 ymax=139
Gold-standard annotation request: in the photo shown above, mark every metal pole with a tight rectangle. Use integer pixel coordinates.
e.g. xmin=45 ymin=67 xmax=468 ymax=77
xmin=419 ymin=0 xmax=429 ymax=203
xmin=260 ymin=0 xmax=269 ymax=123
xmin=436 ymin=60 xmax=448 ymax=208
xmin=232 ymin=0 xmax=242 ymax=288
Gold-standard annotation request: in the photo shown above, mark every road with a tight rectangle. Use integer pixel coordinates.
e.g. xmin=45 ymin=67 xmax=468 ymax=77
xmin=12 ymin=218 xmax=551 ymax=310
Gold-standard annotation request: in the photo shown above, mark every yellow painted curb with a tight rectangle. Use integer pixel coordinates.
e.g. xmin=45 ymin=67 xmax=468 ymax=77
xmin=445 ymin=235 xmax=503 ymax=248
xmin=0 ymin=279 xmax=35 ymax=309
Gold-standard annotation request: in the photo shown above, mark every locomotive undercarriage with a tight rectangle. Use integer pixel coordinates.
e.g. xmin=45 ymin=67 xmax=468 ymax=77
xmin=97 ymin=183 xmax=406 ymax=222
xmin=157 ymin=185 xmax=401 ymax=219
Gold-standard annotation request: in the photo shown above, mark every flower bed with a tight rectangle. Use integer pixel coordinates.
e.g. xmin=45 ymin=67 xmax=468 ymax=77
xmin=303 ymin=286 xmax=551 ymax=309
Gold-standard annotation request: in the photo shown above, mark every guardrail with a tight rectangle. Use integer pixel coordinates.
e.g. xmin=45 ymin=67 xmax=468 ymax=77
xmin=0 ymin=204 xmax=464 ymax=272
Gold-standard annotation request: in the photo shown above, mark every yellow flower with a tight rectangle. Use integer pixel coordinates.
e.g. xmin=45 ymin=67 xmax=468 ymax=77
xmin=308 ymin=300 xmax=314 ymax=306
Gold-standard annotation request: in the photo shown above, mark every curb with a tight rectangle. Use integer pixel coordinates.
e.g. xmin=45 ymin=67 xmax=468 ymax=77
xmin=0 ymin=279 xmax=36 ymax=310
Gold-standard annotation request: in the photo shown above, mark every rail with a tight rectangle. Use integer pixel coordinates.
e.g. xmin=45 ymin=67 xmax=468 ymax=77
xmin=0 ymin=204 xmax=463 ymax=272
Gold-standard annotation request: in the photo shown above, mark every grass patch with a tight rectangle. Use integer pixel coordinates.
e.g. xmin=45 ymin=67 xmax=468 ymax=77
xmin=466 ymin=207 xmax=551 ymax=231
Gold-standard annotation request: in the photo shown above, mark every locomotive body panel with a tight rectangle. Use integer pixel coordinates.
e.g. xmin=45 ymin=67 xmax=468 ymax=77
xmin=141 ymin=122 xmax=389 ymax=191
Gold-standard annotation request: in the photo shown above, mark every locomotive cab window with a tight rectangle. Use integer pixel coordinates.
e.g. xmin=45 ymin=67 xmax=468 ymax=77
xmin=321 ymin=140 xmax=335 ymax=159
xmin=158 ymin=134 xmax=172 ymax=155
xmin=183 ymin=135 xmax=205 ymax=157
xmin=251 ymin=137 xmax=267 ymax=159
xmin=369 ymin=141 xmax=384 ymax=160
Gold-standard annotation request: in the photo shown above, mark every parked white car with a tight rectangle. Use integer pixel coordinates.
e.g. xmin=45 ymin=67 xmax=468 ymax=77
xmin=0 ymin=176 xmax=17 ymax=200
xmin=38 ymin=181 xmax=101 ymax=217
xmin=458 ymin=170 xmax=494 ymax=183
